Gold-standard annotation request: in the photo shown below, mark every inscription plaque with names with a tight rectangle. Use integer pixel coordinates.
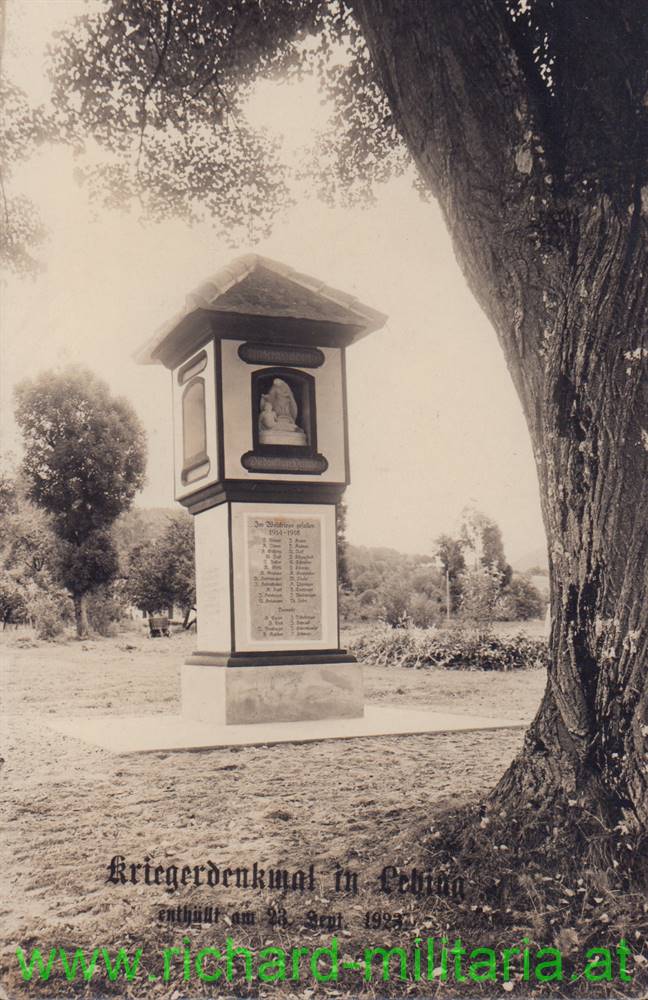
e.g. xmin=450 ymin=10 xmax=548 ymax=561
xmin=247 ymin=516 xmax=322 ymax=642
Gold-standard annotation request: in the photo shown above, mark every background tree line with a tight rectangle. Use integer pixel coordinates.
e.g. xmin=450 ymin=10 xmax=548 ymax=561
xmin=0 ymin=474 xmax=196 ymax=639
xmin=340 ymin=508 xmax=547 ymax=628
xmin=2 ymin=368 xmax=544 ymax=640
xmin=1 ymin=367 xmax=194 ymax=638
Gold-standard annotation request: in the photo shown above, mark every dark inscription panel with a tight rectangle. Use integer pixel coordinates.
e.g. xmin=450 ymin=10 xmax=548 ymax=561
xmin=247 ymin=516 xmax=322 ymax=642
xmin=237 ymin=342 xmax=325 ymax=368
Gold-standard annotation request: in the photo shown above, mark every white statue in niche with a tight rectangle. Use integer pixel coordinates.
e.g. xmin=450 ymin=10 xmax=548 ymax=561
xmin=258 ymin=378 xmax=307 ymax=446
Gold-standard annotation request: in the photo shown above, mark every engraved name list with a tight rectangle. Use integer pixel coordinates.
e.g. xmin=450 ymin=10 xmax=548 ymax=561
xmin=247 ymin=517 xmax=322 ymax=642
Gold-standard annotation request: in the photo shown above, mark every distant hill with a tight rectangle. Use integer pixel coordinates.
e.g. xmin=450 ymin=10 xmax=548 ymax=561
xmin=512 ymin=546 xmax=549 ymax=574
xmin=347 ymin=542 xmax=435 ymax=568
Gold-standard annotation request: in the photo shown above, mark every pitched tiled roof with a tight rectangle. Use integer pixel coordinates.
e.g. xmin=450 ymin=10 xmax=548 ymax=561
xmin=136 ymin=254 xmax=387 ymax=364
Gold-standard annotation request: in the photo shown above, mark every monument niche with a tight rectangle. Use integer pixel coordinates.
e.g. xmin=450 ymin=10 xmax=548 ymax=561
xmin=136 ymin=253 xmax=386 ymax=725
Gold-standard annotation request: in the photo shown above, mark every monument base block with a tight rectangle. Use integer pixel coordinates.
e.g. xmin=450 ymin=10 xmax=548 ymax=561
xmin=181 ymin=660 xmax=364 ymax=725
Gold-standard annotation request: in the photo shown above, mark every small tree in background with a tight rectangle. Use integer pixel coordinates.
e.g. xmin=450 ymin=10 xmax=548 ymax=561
xmin=459 ymin=565 xmax=503 ymax=628
xmin=160 ymin=517 xmax=195 ymax=622
xmin=380 ymin=578 xmax=411 ymax=628
xmin=14 ymin=368 xmax=146 ymax=637
xmin=125 ymin=515 xmax=195 ymax=623
xmin=126 ymin=542 xmax=174 ymax=616
xmin=434 ymin=533 xmax=466 ymax=613
xmin=460 ymin=507 xmax=512 ymax=586
xmin=498 ymin=576 xmax=546 ymax=621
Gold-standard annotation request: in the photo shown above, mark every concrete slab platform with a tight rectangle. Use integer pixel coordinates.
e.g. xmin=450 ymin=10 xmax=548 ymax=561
xmin=42 ymin=706 xmax=525 ymax=755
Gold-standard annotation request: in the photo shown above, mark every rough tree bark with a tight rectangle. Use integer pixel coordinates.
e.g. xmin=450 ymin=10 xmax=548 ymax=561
xmin=353 ymin=0 xmax=648 ymax=843
xmin=73 ymin=593 xmax=90 ymax=638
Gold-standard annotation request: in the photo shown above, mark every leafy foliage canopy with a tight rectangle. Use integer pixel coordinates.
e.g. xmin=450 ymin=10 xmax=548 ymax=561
xmin=15 ymin=368 xmax=147 ymax=545
xmin=44 ymin=0 xmax=408 ymax=244
xmin=125 ymin=514 xmax=195 ymax=615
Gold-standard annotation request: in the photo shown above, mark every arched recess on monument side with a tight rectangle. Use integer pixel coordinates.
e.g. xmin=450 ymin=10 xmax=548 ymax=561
xmin=178 ymin=350 xmax=210 ymax=485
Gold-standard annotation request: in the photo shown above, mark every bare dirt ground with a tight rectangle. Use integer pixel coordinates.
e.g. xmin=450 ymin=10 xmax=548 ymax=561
xmin=0 ymin=626 xmax=546 ymax=998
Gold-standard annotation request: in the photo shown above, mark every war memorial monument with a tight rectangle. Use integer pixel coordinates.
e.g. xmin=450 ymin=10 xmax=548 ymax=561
xmin=46 ymin=254 xmax=518 ymax=751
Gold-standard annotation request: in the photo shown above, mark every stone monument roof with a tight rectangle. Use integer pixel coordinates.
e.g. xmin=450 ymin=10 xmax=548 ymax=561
xmin=136 ymin=253 xmax=388 ymax=365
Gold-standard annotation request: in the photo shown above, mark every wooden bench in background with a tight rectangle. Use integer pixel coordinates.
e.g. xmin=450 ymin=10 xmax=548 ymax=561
xmin=147 ymin=615 xmax=170 ymax=638
xmin=147 ymin=614 xmax=196 ymax=637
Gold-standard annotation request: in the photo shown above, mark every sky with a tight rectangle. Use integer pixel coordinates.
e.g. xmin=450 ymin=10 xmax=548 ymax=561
xmin=0 ymin=0 xmax=547 ymax=566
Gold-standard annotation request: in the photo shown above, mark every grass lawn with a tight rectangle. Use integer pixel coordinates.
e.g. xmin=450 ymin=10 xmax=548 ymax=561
xmin=2 ymin=624 xmax=621 ymax=998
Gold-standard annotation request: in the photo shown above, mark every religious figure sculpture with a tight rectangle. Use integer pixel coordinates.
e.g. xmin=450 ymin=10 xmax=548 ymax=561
xmin=258 ymin=378 xmax=307 ymax=445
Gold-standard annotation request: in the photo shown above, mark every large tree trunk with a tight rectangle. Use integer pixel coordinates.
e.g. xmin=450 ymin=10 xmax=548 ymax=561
xmin=354 ymin=0 xmax=648 ymax=844
xmin=495 ymin=205 xmax=648 ymax=836
xmin=73 ymin=593 xmax=90 ymax=638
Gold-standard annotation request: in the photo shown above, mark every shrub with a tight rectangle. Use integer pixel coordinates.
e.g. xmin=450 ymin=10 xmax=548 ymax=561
xmin=496 ymin=576 xmax=546 ymax=620
xmin=379 ymin=579 xmax=412 ymax=627
xmin=408 ymin=592 xmax=441 ymax=628
xmin=31 ymin=590 xmax=69 ymax=640
xmin=0 ymin=577 xmax=28 ymax=626
xmin=349 ymin=623 xmax=548 ymax=671
xmin=86 ymin=585 xmax=124 ymax=636
xmin=459 ymin=566 xmax=503 ymax=624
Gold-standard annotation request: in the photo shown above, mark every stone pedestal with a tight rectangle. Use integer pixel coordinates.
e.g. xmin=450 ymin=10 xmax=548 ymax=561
xmin=182 ymin=661 xmax=364 ymax=725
